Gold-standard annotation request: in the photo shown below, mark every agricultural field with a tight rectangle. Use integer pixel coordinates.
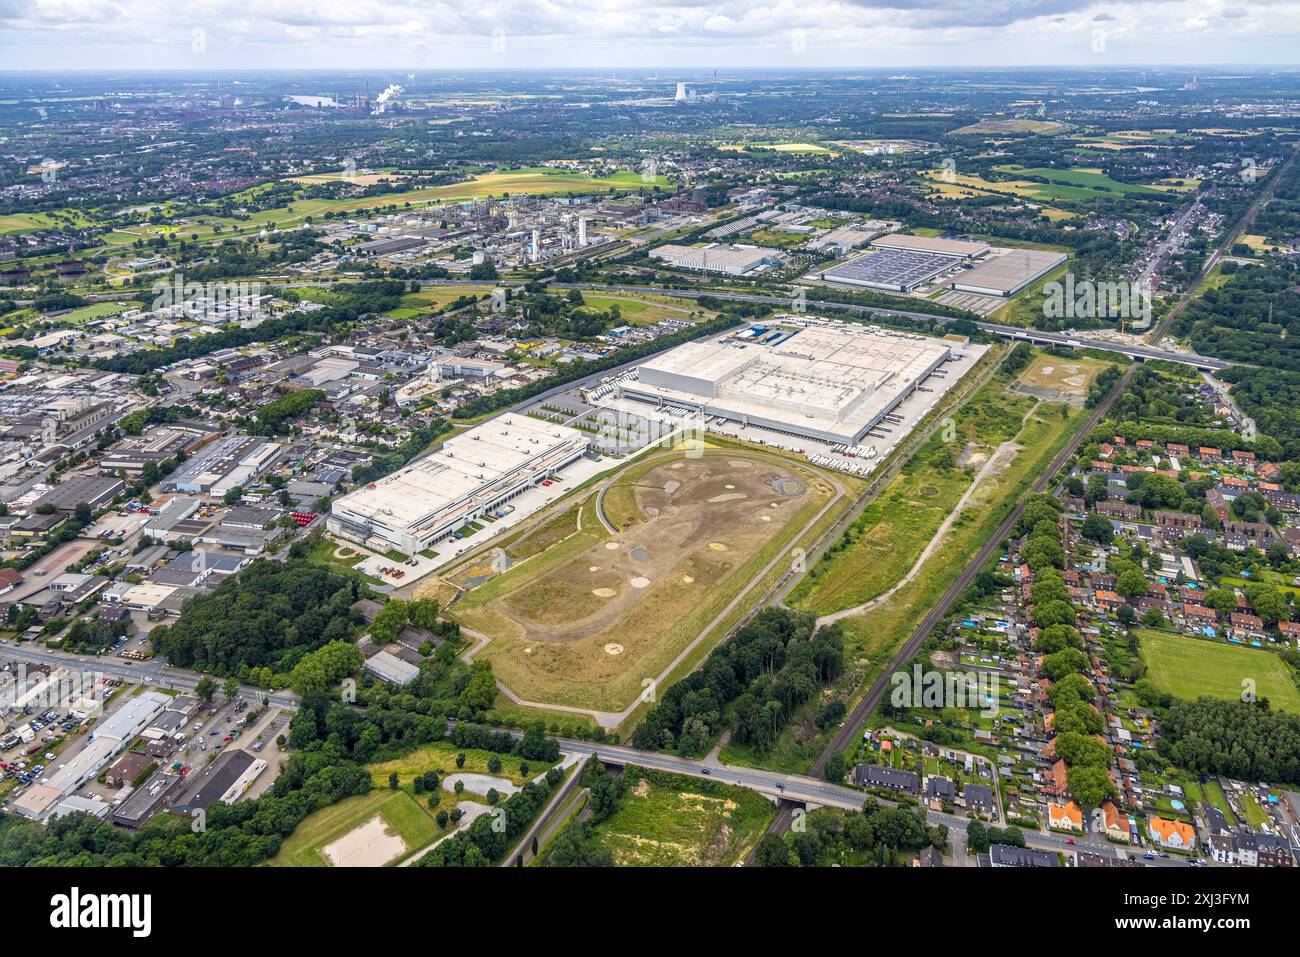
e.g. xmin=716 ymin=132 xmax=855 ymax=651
xmin=995 ymin=165 xmax=1168 ymax=199
xmin=78 ymin=167 xmax=671 ymax=251
xmin=270 ymin=789 xmax=444 ymax=867
xmin=918 ymin=170 xmax=1074 ymax=220
xmin=719 ymin=141 xmax=834 ymax=154
xmin=949 ymin=119 xmax=1069 ymax=136
xmin=922 ymin=165 xmax=1165 ymax=207
xmin=423 ymin=166 xmax=672 ymax=201
xmin=450 ymin=450 xmax=834 ymax=713
xmin=1138 ymin=630 xmax=1300 ymax=712
xmin=574 ymin=292 xmax=713 ymax=326
xmin=1239 ymin=233 xmax=1287 ymax=253
xmin=567 ymin=767 xmax=776 ymax=866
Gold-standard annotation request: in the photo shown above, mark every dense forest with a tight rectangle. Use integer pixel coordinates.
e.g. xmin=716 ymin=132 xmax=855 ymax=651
xmin=1157 ymin=697 xmax=1300 ymax=784
xmin=630 ymin=607 xmax=845 ymax=757
xmin=149 ymin=559 xmax=366 ymax=677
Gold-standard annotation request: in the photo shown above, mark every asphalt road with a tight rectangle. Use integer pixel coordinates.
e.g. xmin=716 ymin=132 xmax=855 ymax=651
xmin=0 ymin=642 xmax=299 ymax=709
xmin=545 ymin=282 xmax=1235 ymax=370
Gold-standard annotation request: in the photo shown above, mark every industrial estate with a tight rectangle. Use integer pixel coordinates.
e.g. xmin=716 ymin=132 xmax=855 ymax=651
xmin=0 ymin=37 xmax=1296 ymax=921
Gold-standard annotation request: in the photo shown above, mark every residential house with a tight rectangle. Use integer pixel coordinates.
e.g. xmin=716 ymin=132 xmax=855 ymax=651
xmin=1048 ymin=800 xmax=1084 ymax=833
xmin=1149 ymin=816 xmax=1197 ymax=851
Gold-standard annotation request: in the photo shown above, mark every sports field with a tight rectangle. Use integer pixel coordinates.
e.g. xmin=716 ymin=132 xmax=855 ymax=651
xmin=451 ymin=451 xmax=833 ymax=712
xmin=269 ymin=789 xmax=443 ymax=867
xmin=1139 ymin=630 xmax=1300 ymax=712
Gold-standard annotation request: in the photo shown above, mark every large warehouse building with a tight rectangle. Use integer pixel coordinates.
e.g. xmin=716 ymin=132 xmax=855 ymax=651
xmin=817 ymin=246 xmax=963 ymax=292
xmin=950 ymin=248 xmax=1068 ymax=297
xmin=650 ymin=243 xmax=787 ymax=276
xmin=818 ymin=232 xmax=1064 ymax=297
xmin=328 ymin=416 xmax=589 ymax=555
xmin=619 ymin=323 xmax=955 ymax=445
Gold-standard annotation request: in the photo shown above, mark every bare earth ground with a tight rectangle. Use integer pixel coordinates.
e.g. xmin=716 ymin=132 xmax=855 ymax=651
xmin=456 ymin=454 xmax=822 ymax=711
xmin=321 ymin=815 xmax=408 ymax=868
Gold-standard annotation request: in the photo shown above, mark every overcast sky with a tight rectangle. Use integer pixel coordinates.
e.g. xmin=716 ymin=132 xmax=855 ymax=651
xmin=0 ymin=1 xmax=1296 ymax=71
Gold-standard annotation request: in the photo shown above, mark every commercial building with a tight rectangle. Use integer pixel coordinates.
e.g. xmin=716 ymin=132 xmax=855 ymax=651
xmin=949 ymin=248 xmax=1068 ymax=297
xmin=619 ymin=322 xmax=955 ymax=446
xmin=30 ymin=474 xmax=124 ymax=513
xmin=365 ymin=650 xmax=420 ymax=686
xmin=869 ymin=233 xmax=990 ymax=258
xmin=161 ymin=435 xmax=279 ymax=496
xmin=111 ymin=770 xmax=183 ymax=829
xmin=173 ymin=750 xmax=267 ymax=812
xmin=10 ymin=691 xmax=171 ymax=821
xmin=328 ymin=415 xmax=588 ymax=555
xmin=818 ymin=247 xmax=962 ymax=292
xmin=650 ymin=243 xmax=787 ymax=276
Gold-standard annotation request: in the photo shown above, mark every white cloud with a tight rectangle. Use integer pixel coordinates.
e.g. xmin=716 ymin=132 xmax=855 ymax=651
xmin=1 ymin=0 xmax=1298 ymax=67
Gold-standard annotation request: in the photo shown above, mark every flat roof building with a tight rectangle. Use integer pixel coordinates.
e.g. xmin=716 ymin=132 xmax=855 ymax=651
xmin=328 ymin=415 xmax=588 ymax=555
xmin=620 ymin=322 xmax=954 ymax=445
xmin=172 ymin=750 xmax=266 ymax=813
xmin=651 ymin=243 xmax=787 ymax=276
xmin=819 ymin=247 xmax=962 ymax=292
xmin=161 ymin=435 xmax=279 ymax=496
xmin=365 ymin=650 xmax=420 ymax=686
xmin=870 ymin=233 xmax=990 ymax=258
xmin=949 ymin=248 xmax=1068 ymax=297
xmin=11 ymin=691 xmax=170 ymax=820
xmin=30 ymin=474 xmax=124 ymax=513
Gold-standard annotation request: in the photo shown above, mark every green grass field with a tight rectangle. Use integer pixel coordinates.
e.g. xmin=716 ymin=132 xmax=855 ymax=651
xmin=995 ymin=165 xmax=1167 ymax=199
xmin=574 ymin=293 xmax=712 ymax=326
xmin=1139 ymin=629 xmax=1300 ymax=712
xmin=750 ymin=351 xmax=1103 ymax=773
xmin=269 ymin=789 xmax=443 ymax=867
xmin=366 ymin=740 xmax=554 ymax=790
xmin=791 ymin=363 xmax=1040 ymax=615
xmin=54 ymin=301 xmax=130 ymax=324
xmin=566 ymin=767 xmax=776 ymax=866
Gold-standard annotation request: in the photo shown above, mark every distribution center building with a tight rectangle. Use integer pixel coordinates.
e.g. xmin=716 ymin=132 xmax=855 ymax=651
xmin=328 ymin=415 xmax=589 ymax=555
xmin=949 ymin=248 xmax=1068 ymax=297
xmin=619 ymin=323 xmax=955 ymax=445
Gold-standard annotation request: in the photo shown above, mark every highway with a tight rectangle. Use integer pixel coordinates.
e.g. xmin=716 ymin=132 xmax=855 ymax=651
xmin=750 ymin=142 xmax=1300 ymax=851
xmin=544 ymin=282 xmax=1236 ymax=370
xmin=232 ymin=274 xmax=1232 ymax=369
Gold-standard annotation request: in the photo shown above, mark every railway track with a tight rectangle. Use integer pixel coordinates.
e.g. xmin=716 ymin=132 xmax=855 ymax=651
xmin=756 ymin=150 xmax=1298 ymax=847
